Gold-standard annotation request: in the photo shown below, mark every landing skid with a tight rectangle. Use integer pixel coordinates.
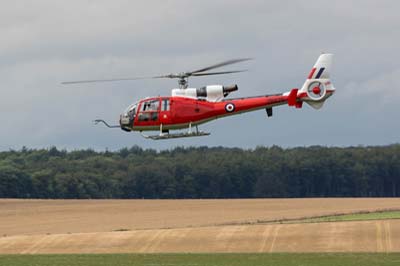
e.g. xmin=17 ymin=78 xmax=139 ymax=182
xmin=141 ymin=131 xmax=210 ymax=140
xmin=140 ymin=123 xmax=210 ymax=140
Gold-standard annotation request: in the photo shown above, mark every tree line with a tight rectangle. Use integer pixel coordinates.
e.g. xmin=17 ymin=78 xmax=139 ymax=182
xmin=0 ymin=145 xmax=399 ymax=199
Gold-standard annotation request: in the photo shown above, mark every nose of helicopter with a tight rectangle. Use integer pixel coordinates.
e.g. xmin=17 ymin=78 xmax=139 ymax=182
xmin=119 ymin=114 xmax=132 ymax=132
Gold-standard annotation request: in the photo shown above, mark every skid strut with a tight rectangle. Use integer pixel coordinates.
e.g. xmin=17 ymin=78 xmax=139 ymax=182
xmin=141 ymin=122 xmax=210 ymax=140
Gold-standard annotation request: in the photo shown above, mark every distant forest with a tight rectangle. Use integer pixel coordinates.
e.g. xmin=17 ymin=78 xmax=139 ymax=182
xmin=0 ymin=145 xmax=399 ymax=199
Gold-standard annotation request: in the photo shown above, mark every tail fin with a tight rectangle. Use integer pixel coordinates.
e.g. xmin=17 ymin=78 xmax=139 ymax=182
xmin=298 ymin=53 xmax=335 ymax=109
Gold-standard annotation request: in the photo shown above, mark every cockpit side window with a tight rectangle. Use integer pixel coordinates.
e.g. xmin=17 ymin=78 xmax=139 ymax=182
xmin=138 ymin=99 xmax=160 ymax=122
xmin=140 ymin=99 xmax=160 ymax=112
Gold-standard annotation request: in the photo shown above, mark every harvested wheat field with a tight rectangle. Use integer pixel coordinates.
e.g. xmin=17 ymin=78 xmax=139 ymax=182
xmin=1 ymin=219 xmax=400 ymax=254
xmin=1 ymin=198 xmax=400 ymax=254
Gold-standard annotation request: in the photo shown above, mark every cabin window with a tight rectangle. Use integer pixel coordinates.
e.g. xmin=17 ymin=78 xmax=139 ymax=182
xmin=151 ymin=112 xmax=158 ymax=121
xmin=162 ymin=99 xmax=170 ymax=111
xmin=138 ymin=113 xmax=150 ymax=121
xmin=140 ymin=99 xmax=160 ymax=112
xmin=138 ymin=99 xmax=160 ymax=122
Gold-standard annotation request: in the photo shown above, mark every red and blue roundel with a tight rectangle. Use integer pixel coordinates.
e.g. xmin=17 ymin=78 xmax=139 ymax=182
xmin=225 ymin=103 xmax=235 ymax=112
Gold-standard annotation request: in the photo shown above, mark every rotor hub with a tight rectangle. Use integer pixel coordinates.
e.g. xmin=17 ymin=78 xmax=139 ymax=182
xmin=312 ymin=86 xmax=321 ymax=95
xmin=178 ymin=77 xmax=188 ymax=89
xmin=307 ymin=81 xmax=326 ymax=101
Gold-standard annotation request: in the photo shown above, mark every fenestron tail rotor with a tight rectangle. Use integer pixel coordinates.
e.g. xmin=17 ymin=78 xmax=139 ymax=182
xmin=61 ymin=58 xmax=252 ymax=89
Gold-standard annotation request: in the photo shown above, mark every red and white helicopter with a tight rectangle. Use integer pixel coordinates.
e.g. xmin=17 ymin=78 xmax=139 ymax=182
xmin=63 ymin=54 xmax=335 ymax=140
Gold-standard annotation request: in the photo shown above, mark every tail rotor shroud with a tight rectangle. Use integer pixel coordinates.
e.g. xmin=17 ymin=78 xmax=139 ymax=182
xmin=306 ymin=81 xmax=327 ymax=101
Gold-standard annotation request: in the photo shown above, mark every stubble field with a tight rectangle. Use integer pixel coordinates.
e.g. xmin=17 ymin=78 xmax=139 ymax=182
xmin=1 ymin=198 xmax=400 ymax=254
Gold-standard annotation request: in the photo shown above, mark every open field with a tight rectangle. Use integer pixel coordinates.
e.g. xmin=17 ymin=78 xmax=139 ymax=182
xmin=1 ymin=253 xmax=400 ymax=266
xmin=1 ymin=198 xmax=400 ymax=254
xmin=2 ymin=198 xmax=400 ymax=236
xmin=1 ymin=219 xmax=400 ymax=253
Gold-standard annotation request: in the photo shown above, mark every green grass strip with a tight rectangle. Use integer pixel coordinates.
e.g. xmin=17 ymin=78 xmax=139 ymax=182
xmin=283 ymin=210 xmax=400 ymax=224
xmin=1 ymin=253 xmax=400 ymax=266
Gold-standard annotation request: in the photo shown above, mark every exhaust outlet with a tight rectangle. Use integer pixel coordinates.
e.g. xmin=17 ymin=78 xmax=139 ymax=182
xmin=223 ymin=84 xmax=238 ymax=93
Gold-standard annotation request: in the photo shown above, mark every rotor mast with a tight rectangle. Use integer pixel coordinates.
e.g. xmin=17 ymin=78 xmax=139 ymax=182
xmin=178 ymin=76 xmax=188 ymax=89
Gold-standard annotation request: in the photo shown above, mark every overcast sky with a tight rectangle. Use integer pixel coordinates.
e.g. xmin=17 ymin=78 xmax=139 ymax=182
xmin=1 ymin=0 xmax=399 ymax=151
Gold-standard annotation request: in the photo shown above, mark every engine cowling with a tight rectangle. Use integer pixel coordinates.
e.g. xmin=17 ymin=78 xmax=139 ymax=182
xmin=172 ymin=84 xmax=238 ymax=102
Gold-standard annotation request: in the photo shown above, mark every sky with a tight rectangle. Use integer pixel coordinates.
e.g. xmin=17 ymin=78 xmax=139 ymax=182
xmin=0 ymin=0 xmax=399 ymax=151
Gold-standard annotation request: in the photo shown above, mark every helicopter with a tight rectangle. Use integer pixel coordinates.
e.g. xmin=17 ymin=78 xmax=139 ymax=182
xmin=62 ymin=54 xmax=335 ymax=140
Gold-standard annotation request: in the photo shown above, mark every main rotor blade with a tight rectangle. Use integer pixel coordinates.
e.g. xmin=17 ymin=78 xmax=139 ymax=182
xmin=189 ymin=58 xmax=252 ymax=74
xmin=61 ymin=76 xmax=165 ymax=85
xmin=61 ymin=58 xmax=253 ymax=85
xmin=191 ymin=70 xmax=247 ymax=77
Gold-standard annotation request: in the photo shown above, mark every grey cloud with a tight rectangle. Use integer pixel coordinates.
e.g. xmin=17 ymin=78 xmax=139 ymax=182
xmin=1 ymin=0 xmax=399 ymax=150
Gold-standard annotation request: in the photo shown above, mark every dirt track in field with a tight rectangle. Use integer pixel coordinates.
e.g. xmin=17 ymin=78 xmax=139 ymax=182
xmin=1 ymin=198 xmax=400 ymax=254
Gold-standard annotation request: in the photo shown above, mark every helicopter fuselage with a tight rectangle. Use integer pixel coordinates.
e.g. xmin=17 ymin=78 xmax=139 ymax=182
xmin=81 ymin=54 xmax=336 ymax=140
xmin=119 ymin=88 xmax=334 ymax=133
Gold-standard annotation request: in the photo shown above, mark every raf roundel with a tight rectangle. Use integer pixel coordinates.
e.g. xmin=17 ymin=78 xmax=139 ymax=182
xmin=225 ymin=103 xmax=235 ymax=113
